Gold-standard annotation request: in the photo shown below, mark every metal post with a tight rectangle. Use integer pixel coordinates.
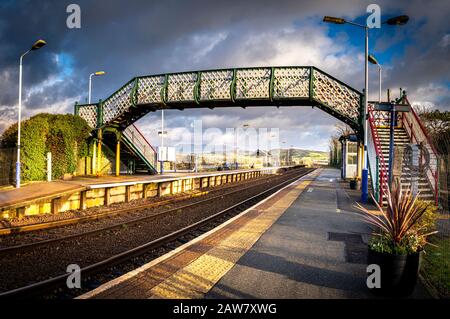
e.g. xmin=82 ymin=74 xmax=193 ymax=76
xmin=234 ymin=128 xmax=238 ymax=169
xmin=378 ymin=65 xmax=382 ymax=103
xmin=388 ymin=103 xmax=395 ymax=185
xmin=361 ymin=26 xmax=369 ymax=203
xmin=160 ymin=109 xmax=164 ymax=174
xmin=116 ymin=139 xmax=121 ymax=177
xmin=88 ymin=74 xmax=93 ymax=104
xmin=47 ymin=152 xmax=52 ymax=182
xmin=97 ymin=130 xmax=102 ymax=177
xmin=92 ymin=140 xmax=97 ymax=175
xmin=16 ymin=54 xmax=26 ymax=188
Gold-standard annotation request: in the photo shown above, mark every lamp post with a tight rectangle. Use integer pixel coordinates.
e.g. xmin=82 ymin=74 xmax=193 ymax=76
xmin=87 ymin=71 xmax=106 ymax=175
xmin=158 ymin=109 xmax=168 ymax=174
xmin=289 ymin=145 xmax=294 ymax=165
xmin=234 ymin=124 xmax=250 ymax=170
xmin=369 ymin=54 xmax=382 ymax=103
xmin=323 ymin=14 xmax=409 ymax=203
xmin=88 ymin=71 xmax=106 ymax=104
xmin=16 ymin=39 xmax=47 ymax=189
xmin=282 ymin=141 xmax=287 ymax=166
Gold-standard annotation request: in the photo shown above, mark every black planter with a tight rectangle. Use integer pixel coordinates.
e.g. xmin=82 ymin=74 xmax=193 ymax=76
xmin=367 ymin=249 xmax=422 ymax=297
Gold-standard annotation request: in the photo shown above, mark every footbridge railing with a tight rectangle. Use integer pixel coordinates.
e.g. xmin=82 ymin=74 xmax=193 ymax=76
xmin=75 ymin=66 xmax=363 ymax=133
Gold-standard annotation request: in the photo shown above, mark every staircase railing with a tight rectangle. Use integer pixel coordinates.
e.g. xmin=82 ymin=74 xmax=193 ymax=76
xmin=400 ymin=100 xmax=439 ymax=204
xmin=368 ymin=104 xmax=389 ymax=204
xmin=122 ymin=124 xmax=158 ymax=172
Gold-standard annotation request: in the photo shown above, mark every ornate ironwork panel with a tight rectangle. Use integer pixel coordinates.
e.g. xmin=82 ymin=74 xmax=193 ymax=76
xmin=78 ymin=104 xmax=98 ymax=128
xmin=77 ymin=66 xmax=363 ymax=130
xmin=137 ymin=76 xmax=165 ymax=105
xmin=313 ymin=69 xmax=360 ymax=121
xmin=235 ymin=68 xmax=271 ymax=99
xmin=273 ymin=67 xmax=310 ymax=99
xmin=102 ymin=81 xmax=134 ymax=123
xmin=167 ymin=72 xmax=197 ymax=102
xmin=199 ymin=70 xmax=233 ymax=101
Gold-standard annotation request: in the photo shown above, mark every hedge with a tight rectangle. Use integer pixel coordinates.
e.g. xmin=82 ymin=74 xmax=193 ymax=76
xmin=0 ymin=113 xmax=92 ymax=181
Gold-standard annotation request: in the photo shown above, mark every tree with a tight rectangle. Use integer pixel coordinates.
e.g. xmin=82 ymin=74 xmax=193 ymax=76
xmin=419 ymin=110 xmax=450 ymax=156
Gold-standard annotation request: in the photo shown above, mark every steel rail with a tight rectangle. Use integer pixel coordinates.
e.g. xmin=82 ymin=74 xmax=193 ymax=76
xmin=0 ymin=169 xmax=288 ymax=237
xmin=0 ymin=169 xmax=310 ymax=254
xmin=0 ymin=168 xmax=313 ymax=299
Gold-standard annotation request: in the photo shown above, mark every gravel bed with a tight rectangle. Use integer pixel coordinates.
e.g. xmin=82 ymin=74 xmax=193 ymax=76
xmin=0 ymin=173 xmax=281 ymax=248
xmin=0 ymin=168 xmax=311 ymax=293
xmin=0 ymin=172 xmax=278 ymax=229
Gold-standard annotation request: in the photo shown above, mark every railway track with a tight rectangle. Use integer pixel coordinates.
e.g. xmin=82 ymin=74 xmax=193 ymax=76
xmin=0 ymin=168 xmax=291 ymax=239
xmin=0 ymin=167 xmax=314 ymax=299
xmin=0 ymin=168 xmax=305 ymax=251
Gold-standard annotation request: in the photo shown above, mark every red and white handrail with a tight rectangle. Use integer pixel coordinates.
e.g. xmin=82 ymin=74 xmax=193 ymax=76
xmin=400 ymin=99 xmax=439 ymax=204
xmin=368 ymin=104 xmax=389 ymax=204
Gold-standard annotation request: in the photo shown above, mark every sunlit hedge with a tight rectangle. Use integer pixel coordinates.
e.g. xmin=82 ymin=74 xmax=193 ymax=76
xmin=0 ymin=113 xmax=92 ymax=181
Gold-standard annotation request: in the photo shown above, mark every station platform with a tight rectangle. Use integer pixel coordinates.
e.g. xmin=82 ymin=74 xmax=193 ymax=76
xmin=0 ymin=167 xmax=289 ymax=219
xmin=0 ymin=171 xmax=237 ymax=208
xmin=80 ymin=168 xmax=431 ymax=299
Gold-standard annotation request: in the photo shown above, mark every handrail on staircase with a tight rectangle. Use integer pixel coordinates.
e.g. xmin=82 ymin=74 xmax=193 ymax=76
xmin=400 ymin=98 xmax=439 ymax=205
xmin=131 ymin=124 xmax=157 ymax=154
xmin=368 ymin=105 xmax=389 ymax=205
xmin=123 ymin=124 xmax=158 ymax=171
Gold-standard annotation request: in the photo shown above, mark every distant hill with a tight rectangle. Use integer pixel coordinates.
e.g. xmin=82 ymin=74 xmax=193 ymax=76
xmin=250 ymin=148 xmax=328 ymax=159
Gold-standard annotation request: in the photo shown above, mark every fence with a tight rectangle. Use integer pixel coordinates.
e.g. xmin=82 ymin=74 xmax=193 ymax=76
xmin=438 ymin=155 xmax=449 ymax=213
xmin=0 ymin=148 xmax=16 ymax=186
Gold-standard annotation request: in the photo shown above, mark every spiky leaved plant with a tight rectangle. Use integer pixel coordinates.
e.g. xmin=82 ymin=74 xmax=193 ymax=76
xmin=355 ymin=182 xmax=437 ymax=254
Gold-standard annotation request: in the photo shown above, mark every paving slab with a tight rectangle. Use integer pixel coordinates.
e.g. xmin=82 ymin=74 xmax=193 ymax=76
xmin=206 ymin=168 xmax=431 ymax=299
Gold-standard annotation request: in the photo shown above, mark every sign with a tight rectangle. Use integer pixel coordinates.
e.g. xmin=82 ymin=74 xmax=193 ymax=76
xmin=373 ymin=103 xmax=411 ymax=112
xmin=158 ymin=147 xmax=176 ymax=162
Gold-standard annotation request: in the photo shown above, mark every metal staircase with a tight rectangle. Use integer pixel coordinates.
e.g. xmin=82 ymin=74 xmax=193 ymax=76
xmin=122 ymin=124 xmax=157 ymax=174
xmin=367 ymin=97 xmax=439 ymax=205
xmin=376 ymin=127 xmax=434 ymax=201
xmin=102 ymin=124 xmax=157 ymax=174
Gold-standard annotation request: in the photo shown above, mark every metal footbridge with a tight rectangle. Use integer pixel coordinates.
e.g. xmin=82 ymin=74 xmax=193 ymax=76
xmin=75 ymin=66 xmax=363 ymax=131
xmin=75 ymin=66 xmax=364 ymax=176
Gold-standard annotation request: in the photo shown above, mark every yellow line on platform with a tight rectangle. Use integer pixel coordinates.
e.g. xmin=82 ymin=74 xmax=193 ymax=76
xmin=148 ymin=171 xmax=320 ymax=299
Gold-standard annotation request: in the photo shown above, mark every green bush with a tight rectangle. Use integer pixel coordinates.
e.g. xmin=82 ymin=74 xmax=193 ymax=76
xmin=0 ymin=113 xmax=92 ymax=181
xmin=368 ymin=200 xmax=438 ymax=255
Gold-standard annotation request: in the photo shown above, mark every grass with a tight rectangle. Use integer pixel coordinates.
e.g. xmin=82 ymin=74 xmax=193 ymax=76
xmin=422 ymin=235 xmax=450 ymax=298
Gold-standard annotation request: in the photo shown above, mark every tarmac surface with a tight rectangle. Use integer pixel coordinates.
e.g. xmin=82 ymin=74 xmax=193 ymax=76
xmin=80 ymin=168 xmax=431 ymax=299
xmin=206 ymin=168 xmax=430 ymax=299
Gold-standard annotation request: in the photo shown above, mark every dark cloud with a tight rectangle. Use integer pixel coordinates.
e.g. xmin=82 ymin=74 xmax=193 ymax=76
xmin=0 ymin=0 xmax=449 ymax=150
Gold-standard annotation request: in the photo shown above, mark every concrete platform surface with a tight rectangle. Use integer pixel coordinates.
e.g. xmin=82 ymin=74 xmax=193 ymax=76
xmin=80 ymin=168 xmax=431 ymax=299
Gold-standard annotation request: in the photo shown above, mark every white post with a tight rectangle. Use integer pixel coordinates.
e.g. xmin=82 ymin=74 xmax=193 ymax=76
xmin=360 ymin=26 xmax=370 ymax=203
xmin=88 ymin=74 xmax=93 ymax=104
xmin=378 ymin=65 xmax=382 ymax=103
xmin=92 ymin=142 xmax=97 ymax=175
xmin=16 ymin=52 xmax=28 ymax=189
xmin=47 ymin=152 xmax=52 ymax=182
xmin=160 ymin=109 xmax=164 ymax=174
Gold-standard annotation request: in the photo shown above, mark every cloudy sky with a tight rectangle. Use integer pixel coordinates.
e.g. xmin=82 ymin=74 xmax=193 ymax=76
xmin=0 ymin=0 xmax=448 ymax=152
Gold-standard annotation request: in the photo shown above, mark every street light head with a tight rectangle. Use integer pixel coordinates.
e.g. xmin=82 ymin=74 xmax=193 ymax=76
xmin=95 ymin=71 xmax=106 ymax=76
xmin=30 ymin=39 xmax=46 ymax=51
xmin=368 ymin=54 xmax=379 ymax=65
xmin=386 ymin=15 xmax=409 ymax=25
xmin=323 ymin=16 xmax=346 ymax=24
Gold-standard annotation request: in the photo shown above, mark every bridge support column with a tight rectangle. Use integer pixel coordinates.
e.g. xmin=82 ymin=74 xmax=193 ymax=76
xmin=116 ymin=141 xmax=121 ymax=177
xmin=92 ymin=139 xmax=97 ymax=175
xmin=114 ymin=131 xmax=122 ymax=177
xmin=97 ymin=129 xmax=102 ymax=177
xmin=357 ymin=144 xmax=363 ymax=179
